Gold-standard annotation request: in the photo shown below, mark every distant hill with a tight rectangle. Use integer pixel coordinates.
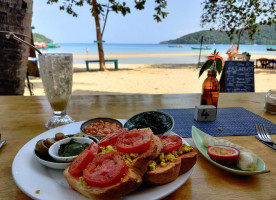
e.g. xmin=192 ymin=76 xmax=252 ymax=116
xmin=33 ymin=33 xmax=53 ymax=43
xmin=160 ymin=25 xmax=276 ymax=45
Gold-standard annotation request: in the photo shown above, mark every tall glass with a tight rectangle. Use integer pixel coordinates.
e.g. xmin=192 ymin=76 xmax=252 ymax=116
xmin=38 ymin=53 xmax=74 ymax=129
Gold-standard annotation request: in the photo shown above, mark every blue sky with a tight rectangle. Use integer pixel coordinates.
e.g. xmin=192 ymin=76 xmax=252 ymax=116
xmin=33 ymin=1 xmax=204 ymax=44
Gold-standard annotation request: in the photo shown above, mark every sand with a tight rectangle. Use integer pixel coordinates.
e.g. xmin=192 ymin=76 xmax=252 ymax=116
xmin=25 ymin=60 xmax=276 ymax=96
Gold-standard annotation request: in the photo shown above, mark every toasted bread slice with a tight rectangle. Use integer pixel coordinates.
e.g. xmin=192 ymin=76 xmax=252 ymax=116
xmin=144 ymin=148 xmax=197 ymax=185
xmin=178 ymin=148 xmax=197 ymax=175
xmin=64 ymin=128 xmax=162 ymax=200
xmin=130 ymin=128 xmax=163 ymax=176
xmin=144 ymin=157 xmax=181 ymax=185
xmin=64 ymin=165 xmax=142 ymax=200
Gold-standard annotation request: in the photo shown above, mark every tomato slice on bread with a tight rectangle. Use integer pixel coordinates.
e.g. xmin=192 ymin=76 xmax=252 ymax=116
xmin=116 ymin=129 xmax=151 ymax=153
xmin=98 ymin=128 xmax=128 ymax=147
xmin=69 ymin=142 xmax=99 ymax=176
xmin=83 ymin=152 xmax=127 ymax=187
xmin=158 ymin=135 xmax=182 ymax=153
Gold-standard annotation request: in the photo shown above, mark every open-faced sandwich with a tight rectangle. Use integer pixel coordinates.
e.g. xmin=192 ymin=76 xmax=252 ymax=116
xmin=64 ymin=129 xmax=197 ymax=199
xmin=63 ymin=128 xmax=163 ymax=200
xmin=144 ymin=135 xmax=197 ymax=185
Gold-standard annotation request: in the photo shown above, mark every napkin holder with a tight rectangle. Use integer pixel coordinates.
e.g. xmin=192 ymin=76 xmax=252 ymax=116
xmin=194 ymin=105 xmax=216 ymax=122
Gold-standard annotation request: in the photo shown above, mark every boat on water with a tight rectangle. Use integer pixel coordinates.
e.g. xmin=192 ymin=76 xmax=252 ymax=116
xmin=47 ymin=43 xmax=60 ymax=48
xmin=34 ymin=42 xmax=60 ymax=49
xmin=267 ymin=46 xmax=276 ymax=51
xmin=191 ymin=46 xmax=211 ymax=50
xmin=168 ymin=45 xmax=183 ymax=48
xmin=34 ymin=42 xmax=47 ymax=49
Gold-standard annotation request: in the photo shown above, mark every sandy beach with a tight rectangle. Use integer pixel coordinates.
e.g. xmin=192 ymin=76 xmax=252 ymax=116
xmin=25 ymin=54 xmax=276 ymax=96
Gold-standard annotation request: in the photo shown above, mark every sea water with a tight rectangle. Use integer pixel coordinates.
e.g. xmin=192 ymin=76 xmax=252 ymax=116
xmin=39 ymin=43 xmax=275 ymax=64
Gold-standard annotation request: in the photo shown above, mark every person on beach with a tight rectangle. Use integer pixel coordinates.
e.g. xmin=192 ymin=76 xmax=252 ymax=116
xmin=226 ymin=44 xmax=238 ymax=61
xmin=86 ymin=48 xmax=89 ymax=54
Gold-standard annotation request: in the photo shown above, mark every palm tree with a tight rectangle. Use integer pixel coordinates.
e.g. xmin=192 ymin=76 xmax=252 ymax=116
xmin=0 ymin=0 xmax=33 ymax=95
xmin=46 ymin=0 xmax=168 ymax=71
xmin=91 ymin=0 xmax=106 ymax=71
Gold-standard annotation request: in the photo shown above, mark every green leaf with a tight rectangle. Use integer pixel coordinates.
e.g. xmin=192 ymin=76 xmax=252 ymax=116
xmin=216 ymin=58 xmax=223 ymax=74
xmin=199 ymin=59 xmax=214 ymax=78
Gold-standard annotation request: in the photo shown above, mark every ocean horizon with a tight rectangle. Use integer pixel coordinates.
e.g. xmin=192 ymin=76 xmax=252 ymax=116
xmin=39 ymin=43 xmax=275 ymax=64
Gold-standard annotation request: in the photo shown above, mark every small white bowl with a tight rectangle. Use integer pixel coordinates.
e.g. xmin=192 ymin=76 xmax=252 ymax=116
xmin=48 ymin=137 xmax=94 ymax=162
xmin=34 ymin=150 xmax=71 ymax=169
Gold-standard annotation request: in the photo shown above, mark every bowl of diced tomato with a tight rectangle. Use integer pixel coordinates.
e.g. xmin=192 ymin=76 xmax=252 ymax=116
xmin=80 ymin=118 xmax=123 ymax=140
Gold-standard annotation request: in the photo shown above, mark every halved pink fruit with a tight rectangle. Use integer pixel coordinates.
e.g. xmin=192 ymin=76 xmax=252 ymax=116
xmin=207 ymin=145 xmax=240 ymax=165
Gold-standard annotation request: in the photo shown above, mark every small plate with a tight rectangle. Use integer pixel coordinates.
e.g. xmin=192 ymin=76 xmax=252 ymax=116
xmin=34 ymin=150 xmax=71 ymax=169
xmin=34 ymin=134 xmax=98 ymax=169
xmin=124 ymin=111 xmax=174 ymax=135
xmin=191 ymin=126 xmax=270 ymax=175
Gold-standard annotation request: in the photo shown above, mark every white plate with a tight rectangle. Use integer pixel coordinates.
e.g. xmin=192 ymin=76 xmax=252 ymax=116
xmin=12 ymin=121 xmax=194 ymax=200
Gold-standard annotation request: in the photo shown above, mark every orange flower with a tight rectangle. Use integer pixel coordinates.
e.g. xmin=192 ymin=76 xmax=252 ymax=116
xmin=199 ymin=49 xmax=224 ymax=78
xmin=206 ymin=51 xmax=225 ymax=68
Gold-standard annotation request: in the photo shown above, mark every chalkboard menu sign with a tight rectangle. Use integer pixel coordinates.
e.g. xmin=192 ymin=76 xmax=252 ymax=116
xmin=221 ymin=61 xmax=255 ymax=92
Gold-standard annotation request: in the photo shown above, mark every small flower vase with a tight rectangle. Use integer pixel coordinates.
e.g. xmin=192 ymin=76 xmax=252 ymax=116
xmin=200 ymin=70 xmax=219 ymax=108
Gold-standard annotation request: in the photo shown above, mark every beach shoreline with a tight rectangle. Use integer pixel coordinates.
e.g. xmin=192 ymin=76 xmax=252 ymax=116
xmin=74 ymin=53 xmax=275 ymax=61
xmin=40 ymin=43 xmax=275 ymax=65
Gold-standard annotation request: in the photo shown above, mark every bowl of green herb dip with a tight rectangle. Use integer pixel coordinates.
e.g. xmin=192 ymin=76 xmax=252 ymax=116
xmin=48 ymin=137 xmax=94 ymax=162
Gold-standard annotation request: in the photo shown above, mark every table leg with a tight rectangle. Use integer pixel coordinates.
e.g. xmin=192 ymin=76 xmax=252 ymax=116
xmin=115 ymin=61 xmax=118 ymax=70
xmin=86 ymin=62 xmax=89 ymax=71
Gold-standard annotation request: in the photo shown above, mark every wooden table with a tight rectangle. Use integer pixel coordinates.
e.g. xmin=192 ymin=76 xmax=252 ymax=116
xmin=0 ymin=93 xmax=275 ymax=200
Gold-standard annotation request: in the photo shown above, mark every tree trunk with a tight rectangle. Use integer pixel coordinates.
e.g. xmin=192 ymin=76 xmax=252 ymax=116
xmin=92 ymin=0 xmax=106 ymax=71
xmin=237 ymin=29 xmax=243 ymax=51
xmin=0 ymin=0 xmax=33 ymax=95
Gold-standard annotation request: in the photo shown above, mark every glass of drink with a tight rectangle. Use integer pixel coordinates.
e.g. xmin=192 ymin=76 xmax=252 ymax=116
xmin=38 ymin=53 xmax=74 ymax=129
xmin=264 ymin=89 xmax=276 ymax=114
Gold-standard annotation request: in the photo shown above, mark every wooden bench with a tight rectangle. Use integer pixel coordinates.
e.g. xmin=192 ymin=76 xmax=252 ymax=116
xmin=85 ymin=59 xmax=118 ymax=71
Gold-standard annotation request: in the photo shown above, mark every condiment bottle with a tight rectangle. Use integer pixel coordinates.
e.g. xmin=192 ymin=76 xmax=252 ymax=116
xmin=200 ymin=70 xmax=219 ymax=108
xmin=264 ymin=90 xmax=276 ymax=114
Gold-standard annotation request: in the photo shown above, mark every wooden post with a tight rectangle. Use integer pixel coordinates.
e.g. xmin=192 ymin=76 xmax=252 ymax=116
xmin=197 ymin=36 xmax=204 ymax=68
xmin=0 ymin=0 xmax=33 ymax=95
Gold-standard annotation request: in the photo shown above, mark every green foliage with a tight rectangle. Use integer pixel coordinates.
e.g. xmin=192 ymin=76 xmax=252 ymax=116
xmin=199 ymin=50 xmax=223 ymax=78
xmin=215 ymin=59 xmax=222 ymax=74
xmin=46 ymin=0 xmax=169 ymax=22
xmin=33 ymin=33 xmax=53 ymax=43
xmin=160 ymin=25 xmax=276 ymax=45
xmin=199 ymin=59 xmax=214 ymax=78
xmin=200 ymin=0 xmax=276 ymax=47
